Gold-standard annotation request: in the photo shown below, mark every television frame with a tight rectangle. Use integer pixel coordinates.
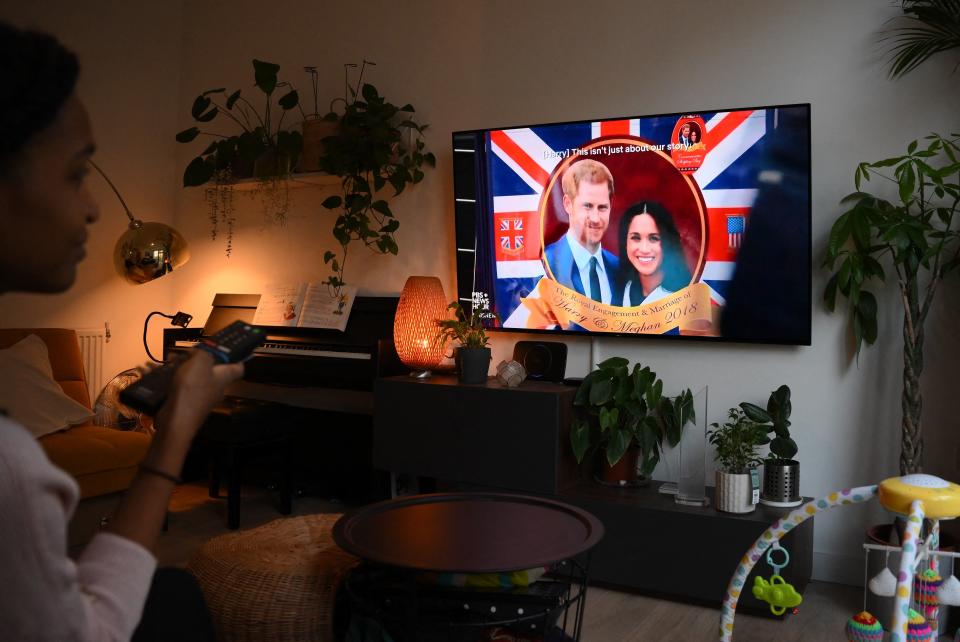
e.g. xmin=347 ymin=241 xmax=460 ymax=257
xmin=451 ymin=102 xmax=812 ymax=346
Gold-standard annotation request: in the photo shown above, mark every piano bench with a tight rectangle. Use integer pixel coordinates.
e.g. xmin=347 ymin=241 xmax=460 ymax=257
xmin=197 ymin=396 xmax=294 ymax=530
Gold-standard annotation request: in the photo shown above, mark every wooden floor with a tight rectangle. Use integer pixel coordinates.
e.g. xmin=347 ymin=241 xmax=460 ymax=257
xmin=158 ymin=482 xmax=865 ymax=642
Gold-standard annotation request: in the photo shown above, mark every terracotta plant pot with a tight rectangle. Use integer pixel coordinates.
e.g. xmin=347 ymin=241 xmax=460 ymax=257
xmin=716 ymin=470 xmax=755 ymax=513
xmin=299 ymin=118 xmax=335 ymax=172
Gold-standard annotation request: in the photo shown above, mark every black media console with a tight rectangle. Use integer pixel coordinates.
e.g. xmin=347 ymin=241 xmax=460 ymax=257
xmin=373 ymin=375 xmax=812 ymax=614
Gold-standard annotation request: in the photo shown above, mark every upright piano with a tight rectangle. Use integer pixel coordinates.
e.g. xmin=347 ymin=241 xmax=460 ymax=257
xmin=163 ymin=293 xmax=405 ymax=500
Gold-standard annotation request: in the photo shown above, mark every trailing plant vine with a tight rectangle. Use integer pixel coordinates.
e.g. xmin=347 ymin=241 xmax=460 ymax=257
xmin=318 ymin=61 xmax=435 ymax=297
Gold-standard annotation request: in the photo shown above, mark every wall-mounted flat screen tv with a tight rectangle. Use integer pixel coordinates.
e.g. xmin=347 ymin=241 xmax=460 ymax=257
xmin=451 ymin=103 xmax=811 ymax=345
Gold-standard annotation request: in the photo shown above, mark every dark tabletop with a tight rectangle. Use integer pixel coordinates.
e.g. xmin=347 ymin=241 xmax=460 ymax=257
xmin=333 ymin=492 xmax=604 ymax=574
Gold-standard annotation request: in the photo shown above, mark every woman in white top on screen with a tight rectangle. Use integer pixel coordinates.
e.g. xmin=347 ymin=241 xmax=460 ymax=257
xmin=614 ymin=200 xmax=692 ymax=307
xmin=0 ymin=21 xmax=242 ymax=641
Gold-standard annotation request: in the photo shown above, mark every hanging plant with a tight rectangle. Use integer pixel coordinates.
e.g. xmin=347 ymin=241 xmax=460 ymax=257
xmin=318 ymin=61 xmax=435 ymax=297
xmin=176 ymin=59 xmax=304 ymax=252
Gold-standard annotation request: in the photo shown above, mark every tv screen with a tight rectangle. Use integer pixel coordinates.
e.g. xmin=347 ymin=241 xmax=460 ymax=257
xmin=451 ymin=103 xmax=811 ymax=345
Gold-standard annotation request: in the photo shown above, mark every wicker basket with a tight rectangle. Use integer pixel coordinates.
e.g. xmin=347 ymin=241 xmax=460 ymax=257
xmin=187 ymin=513 xmax=358 ymax=642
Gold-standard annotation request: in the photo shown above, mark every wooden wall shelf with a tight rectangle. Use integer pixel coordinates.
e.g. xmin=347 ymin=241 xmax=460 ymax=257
xmin=228 ymin=171 xmax=340 ymax=192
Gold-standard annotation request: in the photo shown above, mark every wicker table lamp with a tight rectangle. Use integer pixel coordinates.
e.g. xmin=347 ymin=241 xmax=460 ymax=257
xmin=393 ymin=276 xmax=447 ymax=378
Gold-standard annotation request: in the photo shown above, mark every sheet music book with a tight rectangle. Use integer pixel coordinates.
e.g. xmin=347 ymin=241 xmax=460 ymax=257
xmin=252 ymin=283 xmax=357 ymax=331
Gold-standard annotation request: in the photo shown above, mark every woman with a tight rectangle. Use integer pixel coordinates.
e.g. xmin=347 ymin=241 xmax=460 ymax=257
xmin=0 ymin=22 xmax=242 ymax=641
xmin=614 ymin=200 xmax=692 ymax=306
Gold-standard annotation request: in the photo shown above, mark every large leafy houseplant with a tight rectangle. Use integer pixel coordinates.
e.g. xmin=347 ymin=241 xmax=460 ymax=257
xmin=318 ymin=66 xmax=434 ymax=299
xmin=883 ymin=0 xmax=960 ymax=79
xmin=570 ymin=357 xmax=694 ymax=478
xmin=176 ymin=59 xmax=305 ymax=251
xmin=824 ymin=134 xmax=960 ymax=474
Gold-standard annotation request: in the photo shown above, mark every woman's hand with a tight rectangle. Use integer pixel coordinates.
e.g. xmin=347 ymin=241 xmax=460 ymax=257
xmin=152 ymin=351 xmax=244 ymax=447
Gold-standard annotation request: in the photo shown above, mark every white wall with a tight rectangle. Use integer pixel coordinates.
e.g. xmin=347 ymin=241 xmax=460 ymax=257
xmin=0 ymin=2 xmax=184 ymax=381
xmin=4 ymin=0 xmax=959 ymax=585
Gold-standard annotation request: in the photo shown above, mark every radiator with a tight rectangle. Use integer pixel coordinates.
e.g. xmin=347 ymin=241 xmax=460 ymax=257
xmin=76 ymin=328 xmax=106 ymax=404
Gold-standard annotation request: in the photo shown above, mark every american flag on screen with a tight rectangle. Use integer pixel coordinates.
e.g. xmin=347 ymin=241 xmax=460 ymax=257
xmin=488 ymin=110 xmax=769 ymax=317
xmin=727 ymin=215 xmax=746 ymax=248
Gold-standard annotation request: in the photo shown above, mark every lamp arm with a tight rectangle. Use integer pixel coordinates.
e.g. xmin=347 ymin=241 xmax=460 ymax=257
xmin=143 ymin=311 xmax=175 ymax=363
xmin=88 ymin=159 xmax=136 ymax=223
xmin=143 ymin=310 xmax=192 ymax=363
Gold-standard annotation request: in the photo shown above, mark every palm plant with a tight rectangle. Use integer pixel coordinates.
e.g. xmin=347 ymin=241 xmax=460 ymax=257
xmin=883 ymin=0 xmax=960 ymax=79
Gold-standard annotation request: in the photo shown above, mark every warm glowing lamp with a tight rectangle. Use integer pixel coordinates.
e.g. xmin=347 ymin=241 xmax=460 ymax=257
xmin=393 ymin=276 xmax=447 ymax=378
xmin=89 ymin=160 xmax=190 ymax=285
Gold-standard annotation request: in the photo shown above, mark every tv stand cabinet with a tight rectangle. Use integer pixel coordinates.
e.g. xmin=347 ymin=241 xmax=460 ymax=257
xmin=373 ymin=376 xmax=812 ymax=612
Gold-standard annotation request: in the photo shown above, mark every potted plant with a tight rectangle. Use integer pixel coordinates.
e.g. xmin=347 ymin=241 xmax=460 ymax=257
xmin=435 ymin=301 xmax=495 ymax=384
xmin=823 ymin=134 xmax=960 ymax=476
xmin=740 ymin=384 xmax=802 ymax=506
xmin=298 ymin=65 xmax=333 ymax=173
xmin=709 ymin=408 xmax=769 ymax=513
xmin=318 ymin=61 xmax=434 ymax=299
xmin=175 ymin=58 xmax=305 ymax=249
xmin=569 ymin=357 xmax=693 ymax=486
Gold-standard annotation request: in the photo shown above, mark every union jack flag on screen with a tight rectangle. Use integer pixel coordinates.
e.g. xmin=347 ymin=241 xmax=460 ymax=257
xmin=485 ymin=109 xmax=777 ymax=320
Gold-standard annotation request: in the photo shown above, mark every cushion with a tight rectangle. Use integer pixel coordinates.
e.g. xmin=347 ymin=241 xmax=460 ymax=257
xmin=41 ymin=425 xmax=150 ymax=498
xmin=0 ymin=334 xmax=93 ymax=438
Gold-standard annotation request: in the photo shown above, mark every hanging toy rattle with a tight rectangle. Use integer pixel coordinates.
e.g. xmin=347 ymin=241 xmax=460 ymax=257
xmin=751 ymin=541 xmax=802 ymax=616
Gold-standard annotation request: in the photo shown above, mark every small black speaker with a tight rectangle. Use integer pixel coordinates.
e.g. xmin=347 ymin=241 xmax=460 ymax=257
xmin=512 ymin=341 xmax=567 ymax=382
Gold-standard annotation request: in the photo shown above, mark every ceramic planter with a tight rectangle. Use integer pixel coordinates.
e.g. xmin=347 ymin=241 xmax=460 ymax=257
xmin=715 ymin=470 xmax=755 ymax=513
xmin=760 ymin=459 xmax=802 ymax=507
xmin=456 ymin=347 xmax=491 ymax=384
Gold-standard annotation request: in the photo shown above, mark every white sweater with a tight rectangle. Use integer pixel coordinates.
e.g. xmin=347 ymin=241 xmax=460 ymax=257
xmin=0 ymin=415 xmax=156 ymax=641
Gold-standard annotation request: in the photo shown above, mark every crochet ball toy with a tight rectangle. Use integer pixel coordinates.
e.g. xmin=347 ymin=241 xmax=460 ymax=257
xmin=907 ymin=608 xmax=934 ymax=642
xmin=845 ymin=611 xmax=883 ymax=641
xmin=913 ymin=568 xmax=943 ymax=619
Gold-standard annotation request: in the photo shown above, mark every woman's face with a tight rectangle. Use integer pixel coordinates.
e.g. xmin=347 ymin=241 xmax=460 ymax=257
xmin=626 ymin=213 xmax=662 ymax=279
xmin=690 ymin=130 xmax=699 ymax=143
xmin=0 ymin=93 xmax=99 ymax=294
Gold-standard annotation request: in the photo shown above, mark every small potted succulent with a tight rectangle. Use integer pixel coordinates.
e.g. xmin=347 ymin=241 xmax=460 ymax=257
xmin=709 ymin=408 xmax=769 ymax=513
xmin=740 ymin=384 xmax=801 ymax=506
xmin=570 ymin=358 xmax=693 ymax=486
xmin=435 ymin=301 xmax=495 ymax=384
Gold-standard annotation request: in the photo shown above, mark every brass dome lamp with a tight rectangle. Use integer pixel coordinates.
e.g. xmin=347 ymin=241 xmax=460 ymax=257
xmin=89 ymin=160 xmax=190 ymax=284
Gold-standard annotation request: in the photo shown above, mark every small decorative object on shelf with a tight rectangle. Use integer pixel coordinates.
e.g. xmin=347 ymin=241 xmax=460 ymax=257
xmin=394 ymin=276 xmax=447 ymax=378
xmin=709 ymin=408 xmax=768 ymax=514
xmin=569 ymin=358 xmax=693 ymax=486
xmin=740 ymin=384 xmax=802 ymax=507
xmin=495 ymin=360 xmax=526 ymax=388
xmin=435 ymin=296 xmax=496 ymax=385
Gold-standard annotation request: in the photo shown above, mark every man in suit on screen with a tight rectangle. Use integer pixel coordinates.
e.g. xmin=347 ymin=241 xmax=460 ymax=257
xmin=543 ymin=159 xmax=619 ymax=305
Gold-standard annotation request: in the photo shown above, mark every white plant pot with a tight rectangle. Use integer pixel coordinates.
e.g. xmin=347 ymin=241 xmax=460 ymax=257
xmin=716 ymin=471 xmax=755 ymax=513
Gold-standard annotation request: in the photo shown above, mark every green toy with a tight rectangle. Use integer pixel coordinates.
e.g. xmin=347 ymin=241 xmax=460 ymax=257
xmin=751 ymin=542 xmax=803 ymax=616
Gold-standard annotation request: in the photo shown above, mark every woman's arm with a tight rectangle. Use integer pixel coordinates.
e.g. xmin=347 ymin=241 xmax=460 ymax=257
xmin=103 ymin=350 xmax=243 ymax=551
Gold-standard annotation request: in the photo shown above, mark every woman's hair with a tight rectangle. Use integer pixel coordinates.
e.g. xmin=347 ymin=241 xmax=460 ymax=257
xmin=617 ymin=200 xmax=692 ymax=300
xmin=0 ymin=21 xmax=79 ymax=176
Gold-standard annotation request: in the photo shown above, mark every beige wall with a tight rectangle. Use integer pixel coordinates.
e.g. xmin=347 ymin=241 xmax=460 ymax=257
xmin=0 ymin=1 xmax=183 ymax=380
xmin=3 ymin=0 xmax=959 ymax=584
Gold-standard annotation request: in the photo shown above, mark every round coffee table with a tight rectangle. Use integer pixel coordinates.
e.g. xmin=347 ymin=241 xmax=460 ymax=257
xmin=333 ymin=492 xmax=604 ymax=641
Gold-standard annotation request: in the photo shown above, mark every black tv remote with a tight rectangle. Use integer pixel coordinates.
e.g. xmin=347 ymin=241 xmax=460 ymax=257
xmin=120 ymin=321 xmax=266 ymax=415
